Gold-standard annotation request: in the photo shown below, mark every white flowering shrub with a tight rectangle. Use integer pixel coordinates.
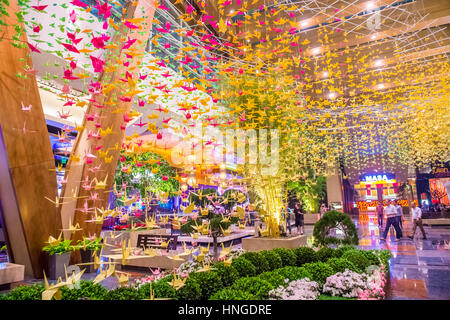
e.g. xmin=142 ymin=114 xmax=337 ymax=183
xmin=269 ymin=278 xmax=320 ymax=300
xmin=322 ymin=270 xmax=367 ymax=298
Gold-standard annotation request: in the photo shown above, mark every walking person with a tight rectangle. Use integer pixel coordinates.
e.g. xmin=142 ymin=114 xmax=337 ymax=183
xmin=319 ymin=203 xmax=328 ymax=219
xmin=380 ymin=200 xmax=403 ymax=242
xmin=376 ymin=202 xmax=384 ymax=227
xmin=408 ymin=202 xmax=427 ymax=240
xmin=294 ymin=202 xmax=304 ymax=235
xmin=395 ymin=200 xmax=403 ymax=229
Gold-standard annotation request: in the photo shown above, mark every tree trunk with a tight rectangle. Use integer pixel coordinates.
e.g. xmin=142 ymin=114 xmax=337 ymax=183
xmin=213 ymin=234 xmax=218 ymax=261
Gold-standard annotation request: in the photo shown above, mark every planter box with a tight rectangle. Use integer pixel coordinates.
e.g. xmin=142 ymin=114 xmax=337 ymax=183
xmin=80 ymin=249 xmax=97 ymax=273
xmin=103 ymin=253 xmax=189 ymax=270
xmin=46 ymin=252 xmax=71 ymax=280
xmin=0 ymin=263 xmax=24 ymax=286
xmin=242 ymin=234 xmax=307 ymax=252
xmin=304 ymin=214 xmax=320 ymax=225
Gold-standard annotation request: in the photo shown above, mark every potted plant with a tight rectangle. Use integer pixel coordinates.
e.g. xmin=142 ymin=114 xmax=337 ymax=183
xmin=76 ymin=236 xmax=103 ymax=273
xmin=42 ymin=239 xmax=74 ymax=280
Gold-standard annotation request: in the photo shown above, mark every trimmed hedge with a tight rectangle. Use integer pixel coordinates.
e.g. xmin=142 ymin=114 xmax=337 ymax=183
xmin=272 ymin=248 xmax=297 ymax=267
xmin=209 ymin=288 xmax=257 ymax=300
xmin=240 ymin=252 xmax=270 ymax=274
xmin=302 ymin=262 xmax=335 ymax=286
xmin=341 ymin=250 xmax=371 ymax=272
xmin=231 ymin=277 xmax=274 ymax=299
xmin=231 ymin=257 xmax=257 ymax=277
xmin=259 ymin=250 xmax=283 ymax=270
xmin=214 ymin=262 xmax=240 ymax=287
xmin=316 ymin=247 xmax=335 ymax=262
xmin=327 ymin=257 xmax=360 ymax=274
xmin=189 ymin=271 xmax=223 ymax=300
xmin=293 ymin=247 xmax=318 ymax=266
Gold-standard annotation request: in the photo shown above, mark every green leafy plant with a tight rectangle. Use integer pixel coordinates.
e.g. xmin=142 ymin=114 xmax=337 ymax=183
xmin=175 ymin=277 xmax=202 ymax=300
xmin=152 ymin=275 xmax=177 ymax=299
xmin=60 ymin=280 xmax=108 ymax=300
xmin=259 ymin=250 xmax=283 ymax=271
xmin=209 ymin=288 xmax=257 ymax=300
xmin=331 ymin=245 xmax=356 ymax=258
xmin=302 ymin=262 xmax=334 ymax=286
xmin=274 ymin=266 xmax=312 ymax=282
xmin=341 ymin=250 xmax=371 ymax=272
xmin=189 ymin=271 xmax=223 ymax=300
xmin=316 ymin=247 xmax=335 ymax=262
xmin=258 ymin=271 xmax=286 ymax=288
xmin=286 ymin=170 xmax=327 ymax=213
xmin=230 ymin=257 xmax=257 ymax=277
xmin=42 ymin=239 xmax=75 ymax=255
xmin=326 ymin=257 xmax=360 ymax=274
xmin=2 ymin=283 xmax=45 ymax=300
xmin=358 ymin=250 xmax=380 ymax=267
xmin=293 ymin=247 xmax=318 ymax=266
xmin=106 ymin=286 xmax=146 ymax=300
xmin=188 ymin=188 xmax=217 ymax=207
xmin=272 ymin=248 xmax=297 ymax=267
xmin=76 ymin=236 xmax=103 ymax=251
xmin=240 ymin=252 xmax=270 ymax=274
xmin=213 ymin=262 xmax=240 ymax=287
xmin=231 ymin=277 xmax=273 ymax=299
xmin=313 ymin=210 xmax=359 ymax=247
xmin=318 ymin=294 xmax=356 ymax=300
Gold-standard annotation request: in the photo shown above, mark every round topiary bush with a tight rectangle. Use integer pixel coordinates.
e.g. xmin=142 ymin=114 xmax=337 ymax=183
xmin=189 ymin=271 xmax=224 ymax=300
xmin=259 ymin=250 xmax=283 ymax=271
xmin=272 ymin=248 xmax=297 ymax=267
xmin=240 ymin=252 xmax=270 ymax=274
xmin=341 ymin=250 xmax=371 ymax=272
xmin=3 ymin=283 xmax=45 ymax=300
xmin=213 ymin=262 xmax=240 ymax=287
xmin=258 ymin=271 xmax=286 ymax=288
xmin=302 ymin=262 xmax=334 ymax=286
xmin=231 ymin=257 xmax=257 ymax=277
xmin=293 ymin=247 xmax=318 ymax=266
xmin=331 ymin=245 xmax=357 ymax=258
xmin=274 ymin=266 xmax=312 ymax=282
xmin=316 ymin=247 xmax=335 ymax=262
xmin=175 ymin=277 xmax=202 ymax=300
xmin=209 ymin=288 xmax=257 ymax=300
xmin=313 ymin=210 xmax=359 ymax=247
xmin=231 ymin=277 xmax=274 ymax=299
xmin=359 ymin=250 xmax=380 ymax=267
xmin=60 ymin=280 xmax=108 ymax=300
xmin=152 ymin=275 xmax=177 ymax=299
xmin=326 ymin=257 xmax=360 ymax=274
xmin=106 ymin=286 xmax=145 ymax=300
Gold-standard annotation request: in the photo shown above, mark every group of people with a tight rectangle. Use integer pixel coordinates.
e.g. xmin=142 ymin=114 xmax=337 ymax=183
xmin=376 ymin=200 xmax=427 ymax=242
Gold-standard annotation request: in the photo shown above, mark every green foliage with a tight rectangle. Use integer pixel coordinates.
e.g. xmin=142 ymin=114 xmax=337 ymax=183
xmin=180 ymin=215 xmax=239 ymax=236
xmin=106 ymin=286 xmax=146 ymax=300
xmin=175 ymin=277 xmax=202 ymax=300
xmin=293 ymin=247 xmax=318 ymax=266
xmin=221 ymin=189 xmax=247 ymax=210
xmin=231 ymin=277 xmax=273 ymax=299
xmin=42 ymin=239 xmax=75 ymax=255
xmin=152 ymin=275 xmax=177 ymax=299
xmin=188 ymin=188 xmax=217 ymax=207
xmin=358 ymin=250 xmax=380 ymax=267
xmin=0 ymin=244 xmax=6 ymax=252
xmin=258 ymin=271 xmax=286 ymax=288
xmin=2 ymin=283 xmax=45 ymax=300
xmin=274 ymin=266 xmax=312 ymax=282
xmin=189 ymin=271 xmax=223 ymax=300
xmin=326 ymin=258 xmax=361 ymax=274
xmin=213 ymin=262 xmax=240 ymax=287
xmin=331 ymin=245 xmax=357 ymax=258
xmin=272 ymin=248 xmax=297 ymax=267
xmin=114 ymin=152 xmax=179 ymax=198
xmin=75 ymin=236 xmax=103 ymax=251
xmin=286 ymin=170 xmax=327 ymax=213
xmin=313 ymin=210 xmax=359 ymax=247
xmin=377 ymin=249 xmax=392 ymax=267
xmin=60 ymin=281 xmax=108 ymax=300
xmin=240 ymin=252 xmax=270 ymax=274
xmin=302 ymin=262 xmax=334 ymax=286
xmin=230 ymin=257 xmax=257 ymax=277
xmin=341 ymin=250 xmax=371 ymax=272
xmin=259 ymin=250 xmax=283 ymax=271
xmin=209 ymin=288 xmax=257 ymax=300
xmin=316 ymin=247 xmax=335 ymax=262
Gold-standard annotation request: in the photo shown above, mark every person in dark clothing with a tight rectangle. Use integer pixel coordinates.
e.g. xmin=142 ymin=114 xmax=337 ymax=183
xmin=294 ymin=202 xmax=304 ymax=235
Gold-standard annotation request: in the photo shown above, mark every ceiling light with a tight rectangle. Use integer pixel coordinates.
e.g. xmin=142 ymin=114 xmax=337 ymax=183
xmin=328 ymin=92 xmax=336 ymax=99
xmin=312 ymin=47 xmax=321 ymax=55
xmin=378 ymin=83 xmax=385 ymax=89
xmin=371 ymin=34 xmax=376 ymax=40
xmin=374 ymin=59 xmax=383 ymax=67
xmin=323 ymin=71 xmax=329 ymax=78
xmin=230 ymin=10 xmax=234 ymax=14
xmin=300 ymin=21 xmax=308 ymax=27
xmin=366 ymin=2 xmax=375 ymax=9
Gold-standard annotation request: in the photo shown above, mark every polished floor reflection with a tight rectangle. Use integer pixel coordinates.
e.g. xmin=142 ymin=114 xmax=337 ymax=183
xmin=355 ymin=212 xmax=450 ymax=300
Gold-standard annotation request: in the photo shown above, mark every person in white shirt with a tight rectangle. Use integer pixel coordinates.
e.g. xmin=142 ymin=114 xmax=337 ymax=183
xmin=395 ymin=200 xmax=403 ymax=229
xmin=408 ymin=202 xmax=427 ymax=240
xmin=380 ymin=200 xmax=403 ymax=241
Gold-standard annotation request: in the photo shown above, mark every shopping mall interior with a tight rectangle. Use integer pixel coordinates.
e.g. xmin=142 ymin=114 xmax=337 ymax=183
xmin=0 ymin=0 xmax=449 ymax=303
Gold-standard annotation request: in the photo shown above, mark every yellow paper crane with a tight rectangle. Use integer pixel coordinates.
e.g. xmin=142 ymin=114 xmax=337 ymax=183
xmin=219 ymin=242 xmax=233 ymax=259
xmin=116 ymin=272 xmax=130 ymax=286
xmin=224 ymin=256 xmax=233 ymax=267
xmin=61 ymin=217 xmax=82 ymax=233
xmin=93 ymin=261 xmax=117 ymax=285
xmin=220 ymin=214 xmax=230 ymax=223
xmin=159 ymin=214 xmax=169 ymax=224
xmin=220 ymin=225 xmax=231 ymax=236
xmin=181 ymin=201 xmax=195 ymax=214
xmin=236 ymin=206 xmax=246 ymax=219
xmin=238 ymin=219 xmax=247 ymax=229
xmin=200 ymin=207 xmax=209 ymax=216
xmin=92 ymin=175 xmax=108 ymax=190
xmin=196 ymin=261 xmax=216 ymax=273
xmin=143 ymin=246 xmax=158 ymax=257
xmin=159 ymin=238 xmax=170 ymax=249
xmin=121 ymin=239 xmax=132 ymax=265
xmin=167 ymin=272 xmax=186 ymax=291
xmin=45 ymin=233 xmax=63 ymax=246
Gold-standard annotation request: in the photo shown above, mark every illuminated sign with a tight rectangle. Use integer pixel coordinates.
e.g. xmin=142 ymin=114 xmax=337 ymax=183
xmin=361 ymin=173 xmax=394 ymax=182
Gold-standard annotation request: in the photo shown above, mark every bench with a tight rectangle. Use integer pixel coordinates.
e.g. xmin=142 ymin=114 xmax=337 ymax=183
xmin=136 ymin=234 xmax=178 ymax=251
